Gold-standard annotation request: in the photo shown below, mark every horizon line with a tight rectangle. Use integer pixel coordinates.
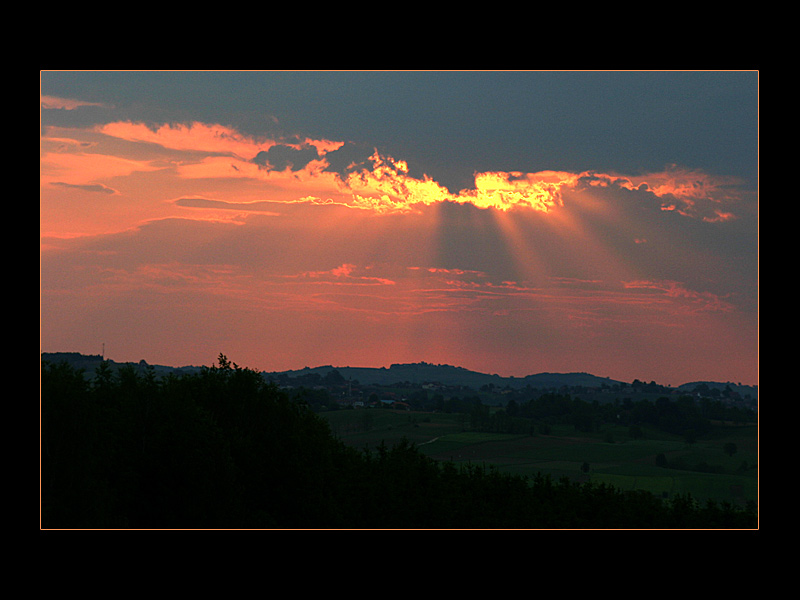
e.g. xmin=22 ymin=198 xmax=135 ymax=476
xmin=40 ymin=350 xmax=758 ymax=389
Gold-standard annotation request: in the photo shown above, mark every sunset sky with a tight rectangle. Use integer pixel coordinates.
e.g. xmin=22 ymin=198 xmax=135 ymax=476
xmin=40 ymin=71 xmax=758 ymax=386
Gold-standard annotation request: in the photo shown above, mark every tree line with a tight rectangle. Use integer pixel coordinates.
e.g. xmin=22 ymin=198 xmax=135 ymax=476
xmin=41 ymin=355 xmax=756 ymax=529
xmin=467 ymin=392 xmax=755 ymax=437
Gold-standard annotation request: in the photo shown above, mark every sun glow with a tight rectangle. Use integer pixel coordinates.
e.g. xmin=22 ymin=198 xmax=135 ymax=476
xmin=43 ymin=120 xmax=747 ymax=227
xmin=464 ymin=171 xmax=577 ymax=212
xmin=336 ymin=151 xmax=579 ymax=215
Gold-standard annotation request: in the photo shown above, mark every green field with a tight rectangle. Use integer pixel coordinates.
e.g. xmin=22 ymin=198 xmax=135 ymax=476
xmin=321 ymin=409 xmax=758 ymax=508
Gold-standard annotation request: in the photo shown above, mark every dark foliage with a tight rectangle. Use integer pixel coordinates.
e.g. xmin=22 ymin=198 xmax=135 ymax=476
xmin=41 ymin=355 xmax=757 ymax=529
xmin=469 ymin=392 xmax=731 ymax=437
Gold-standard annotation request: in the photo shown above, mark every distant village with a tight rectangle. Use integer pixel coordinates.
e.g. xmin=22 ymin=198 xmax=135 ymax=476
xmin=41 ymin=352 xmax=757 ymax=415
xmin=267 ymin=368 xmax=462 ymax=410
xmin=265 ymin=367 xmax=758 ymax=414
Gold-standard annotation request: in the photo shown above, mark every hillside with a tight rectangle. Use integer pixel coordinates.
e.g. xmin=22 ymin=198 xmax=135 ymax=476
xmin=266 ymin=362 xmax=625 ymax=390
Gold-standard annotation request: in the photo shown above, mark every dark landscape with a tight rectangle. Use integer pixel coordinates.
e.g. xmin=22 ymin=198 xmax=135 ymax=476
xmin=40 ymin=352 xmax=758 ymax=529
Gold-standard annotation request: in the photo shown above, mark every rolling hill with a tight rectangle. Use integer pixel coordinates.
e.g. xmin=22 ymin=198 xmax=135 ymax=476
xmin=40 ymin=352 xmax=756 ymax=398
xmin=271 ymin=362 xmax=624 ymax=390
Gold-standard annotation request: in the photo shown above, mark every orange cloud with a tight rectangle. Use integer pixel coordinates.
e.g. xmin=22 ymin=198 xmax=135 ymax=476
xmin=337 ymin=152 xmax=451 ymax=213
xmin=622 ymin=279 xmax=734 ymax=314
xmin=462 ymin=170 xmax=578 ymax=212
xmin=41 ymin=118 xmax=752 ymax=261
xmin=336 ymin=152 xmax=580 ymax=214
xmin=96 ymin=121 xmax=272 ymax=159
xmin=290 ymin=263 xmax=397 ymax=286
xmin=48 ymin=120 xmax=747 ymax=221
xmin=96 ymin=121 xmax=344 ymax=166
xmin=331 ymin=152 xmax=745 ymax=220
xmin=41 ymin=95 xmax=109 ymax=110
xmin=427 ymin=267 xmax=487 ymax=277
xmin=601 ymin=166 xmax=745 ymax=219
xmin=42 ymin=151 xmax=162 ymax=185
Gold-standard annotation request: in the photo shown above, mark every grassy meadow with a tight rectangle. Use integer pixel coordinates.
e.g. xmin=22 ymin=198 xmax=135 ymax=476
xmin=321 ymin=408 xmax=758 ymax=508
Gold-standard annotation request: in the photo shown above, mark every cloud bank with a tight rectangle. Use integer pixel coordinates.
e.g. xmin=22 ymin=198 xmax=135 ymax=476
xmin=42 ymin=118 xmax=754 ymax=223
xmin=40 ymin=100 xmax=758 ymax=385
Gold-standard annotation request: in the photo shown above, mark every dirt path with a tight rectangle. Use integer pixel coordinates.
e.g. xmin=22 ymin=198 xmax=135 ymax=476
xmin=417 ymin=436 xmax=441 ymax=446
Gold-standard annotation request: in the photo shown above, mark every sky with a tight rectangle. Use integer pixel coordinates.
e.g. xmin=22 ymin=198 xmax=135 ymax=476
xmin=40 ymin=70 xmax=759 ymax=386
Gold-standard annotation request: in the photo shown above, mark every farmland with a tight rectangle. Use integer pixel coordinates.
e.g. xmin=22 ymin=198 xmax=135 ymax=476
xmin=321 ymin=408 xmax=758 ymax=508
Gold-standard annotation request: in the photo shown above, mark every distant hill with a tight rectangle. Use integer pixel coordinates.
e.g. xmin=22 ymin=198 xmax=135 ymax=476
xmin=520 ymin=372 xmax=624 ymax=389
xmin=272 ymin=363 xmax=504 ymax=388
xmin=41 ymin=352 xmax=756 ymax=398
xmin=41 ymin=353 xmax=622 ymax=389
xmin=266 ymin=362 xmax=624 ymax=390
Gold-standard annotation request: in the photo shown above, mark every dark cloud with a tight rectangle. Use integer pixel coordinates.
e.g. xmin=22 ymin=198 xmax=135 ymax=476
xmin=50 ymin=182 xmax=117 ymax=194
xmin=252 ymin=144 xmax=321 ymax=171
xmin=249 ymin=140 xmax=378 ymax=179
xmin=320 ymin=141 xmax=375 ymax=176
xmin=41 ymin=71 xmax=758 ymax=190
